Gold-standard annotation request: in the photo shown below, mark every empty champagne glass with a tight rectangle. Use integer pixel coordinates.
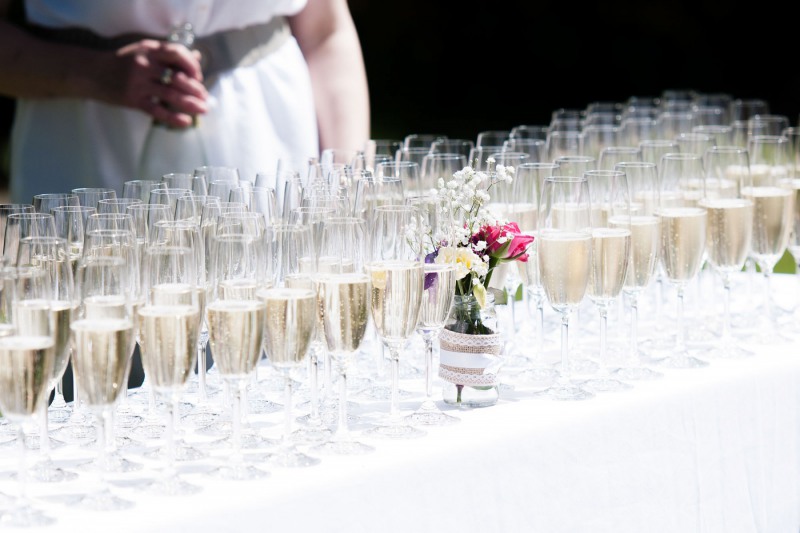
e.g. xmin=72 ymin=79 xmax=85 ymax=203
xmin=32 ymin=193 xmax=79 ymax=214
xmin=536 ymin=176 xmax=594 ymax=400
xmin=72 ymin=187 xmax=116 ymax=209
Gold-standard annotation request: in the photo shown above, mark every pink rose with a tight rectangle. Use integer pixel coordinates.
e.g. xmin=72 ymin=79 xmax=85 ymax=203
xmin=476 ymin=222 xmax=534 ymax=262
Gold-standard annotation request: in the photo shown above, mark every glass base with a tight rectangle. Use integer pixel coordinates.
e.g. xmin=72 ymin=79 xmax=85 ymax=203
xmin=613 ymin=366 xmax=664 ymax=381
xmin=267 ymin=447 xmax=321 ymax=468
xmin=701 ymin=344 xmax=755 ymax=359
xmin=128 ymin=422 xmax=165 ymax=441
xmin=211 ymin=463 xmax=270 ymax=481
xmin=48 ymin=407 xmax=72 ymax=425
xmin=146 ymin=474 xmax=203 ymax=496
xmin=246 ymin=398 xmax=283 ymax=415
xmin=28 ymin=459 xmax=79 ymax=483
xmin=310 ymin=437 xmax=374 ymax=456
xmin=657 ymin=353 xmax=710 ymax=369
xmin=441 ymin=383 xmax=499 ymax=408
xmin=354 ymin=383 xmax=413 ymax=401
xmin=513 ymin=366 xmax=558 ymax=390
xmin=545 ymin=381 xmax=595 ymax=401
xmin=180 ymin=409 xmax=221 ymax=430
xmin=363 ymin=421 xmax=426 ymax=440
xmin=78 ymin=488 xmax=135 ymax=511
xmin=580 ymin=376 xmax=634 ymax=393
xmin=0 ymin=503 xmax=56 ymax=526
xmin=145 ymin=441 xmax=208 ymax=462
xmin=89 ymin=452 xmax=142 ymax=474
xmin=405 ymin=404 xmax=459 ymax=427
xmin=290 ymin=425 xmax=332 ymax=445
xmin=114 ymin=413 xmax=143 ymax=430
xmin=49 ymin=424 xmax=97 ymax=446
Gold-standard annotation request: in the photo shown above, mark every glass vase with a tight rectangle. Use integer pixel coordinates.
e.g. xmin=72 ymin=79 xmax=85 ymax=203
xmin=439 ymin=293 xmax=502 ymax=408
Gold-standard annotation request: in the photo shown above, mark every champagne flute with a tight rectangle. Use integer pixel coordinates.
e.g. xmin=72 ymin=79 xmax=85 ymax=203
xmin=656 ymin=153 xmax=709 ymax=368
xmin=32 ymin=193 xmax=79 ymax=214
xmin=0 ymin=204 xmax=35 ymax=258
xmin=310 ymin=272 xmax=374 ymax=454
xmin=137 ymin=245 xmax=202 ymax=494
xmin=609 ymin=162 xmax=663 ymax=380
xmin=71 ymin=255 xmax=137 ymax=510
xmin=259 ymin=287 xmax=320 ymax=467
xmin=71 ymin=187 xmax=116 ymax=209
xmin=363 ymin=204 xmax=426 ymax=439
xmin=3 ymin=212 xmax=56 ymax=264
xmin=743 ymin=135 xmax=794 ymax=343
xmin=15 ymin=236 xmax=79 ymax=483
xmin=0 ymin=265 xmax=57 ymax=527
xmin=122 ymin=179 xmax=164 ymax=203
xmin=582 ymin=170 xmax=633 ymax=393
xmin=405 ymin=194 xmax=458 ymax=426
xmin=207 ymin=233 xmax=270 ymax=480
xmin=697 ymin=146 xmax=754 ymax=358
xmin=536 ymin=175 xmax=594 ymax=401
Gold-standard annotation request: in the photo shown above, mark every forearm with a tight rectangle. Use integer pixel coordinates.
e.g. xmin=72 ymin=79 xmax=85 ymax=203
xmin=293 ymin=0 xmax=370 ymax=154
xmin=0 ymin=19 xmax=105 ymax=100
xmin=305 ymin=28 xmax=370 ymax=153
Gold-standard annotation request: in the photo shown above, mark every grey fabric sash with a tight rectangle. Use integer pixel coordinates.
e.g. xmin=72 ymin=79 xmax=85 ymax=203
xmin=22 ymin=16 xmax=291 ymax=83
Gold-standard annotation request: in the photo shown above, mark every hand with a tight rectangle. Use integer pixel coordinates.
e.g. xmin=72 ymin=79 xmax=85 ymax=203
xmin=98 ymin=39 xmax=209 ymax=127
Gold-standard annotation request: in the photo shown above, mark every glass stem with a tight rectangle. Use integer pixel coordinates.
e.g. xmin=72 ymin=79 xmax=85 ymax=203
xmin=421 ymin=335 xmax=436 ymax=410
xmin=16 ymin=425 xmax=29 ymax=505
xmin=309 ymin=344 xmax=320 ymax=421
xmin=676 ymin=285 xmax=686 ymax=353
xmin=655 ymin=275 xmax=664 ymax=333
xmin=390 ymin=346 xmax=400 ymax=423
xmin=282 ymin=372 xmax=293 ymax=448
xmin=197 ymin=336 xmax=208 ymax=401
xmin=628 ymin=292 xmax=639 ymax=365
xmin=721 ymin=276 xmax=733 ymax=346
xmin=231 ymin=380 xmax=243 ymax=467
xmin=558 ymin=312 xmax=570 ymax=386
xmin=39 ymin=404 xmax=50 ymax=460
xmin=598 ymin=306 xmax=609 ymax=378
xmin=165 ymin=395 xmax=177 ymax=481
xmin=336 ymin=363 xmax=350 ymax=440
xmin=536 ymin=294 xmax=545 ymax=364
xmin=764 ymin=269 xmax=775 ymax=331
xmin=53 ymin=379 xmax=67 ymax=410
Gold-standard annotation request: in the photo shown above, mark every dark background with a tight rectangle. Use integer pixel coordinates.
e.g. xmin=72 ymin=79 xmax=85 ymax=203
xmin=2 ymin=0 xmax=799 ymax=189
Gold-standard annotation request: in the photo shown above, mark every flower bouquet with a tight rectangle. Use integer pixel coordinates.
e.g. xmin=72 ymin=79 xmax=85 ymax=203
xmin=431 ymin=157 xmax=534 ymax=406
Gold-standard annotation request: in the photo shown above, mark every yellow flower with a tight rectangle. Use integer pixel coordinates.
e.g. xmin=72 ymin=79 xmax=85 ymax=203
xmin=473 ymin=283 xmax=487 ymax=309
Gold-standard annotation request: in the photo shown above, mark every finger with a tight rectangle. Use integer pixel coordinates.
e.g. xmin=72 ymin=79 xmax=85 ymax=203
xmin=142 ymin=96 xmax=194 ymax=129
xmin=157 ymin=68 xmax=208 ymax=100
xmin=150 ymin=42 xmax=204 ymax=81
xmin=150 ymin=83 xmax=208 ymax=115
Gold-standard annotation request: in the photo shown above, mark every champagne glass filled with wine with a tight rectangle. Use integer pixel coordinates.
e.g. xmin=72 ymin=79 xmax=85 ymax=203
xmin=137 ymin=244 xmax=203 ymax=494
xmin=697 ymin=146 xmax=754 ymax=358
xmin=536 ymin=175 xmax=594 ymax=401
xmin=656 ymin=153 xmax=709 ymax=368
xmin=0 ymin=265 xmax=57 ymax=526
xmin=15 ymin=236 xmax=79 ymax=483
xmin=206 ymin=233 xmax=270 ymax=480
xmin=582 ymin=169 xmax=633 ymax=393
xmin=744 ymin=135 xmax=794 ymax=343
xmin=363 ymin=205 xmax=426 ymax=438
xmin=71 ymin=255 xmax=138 ymax=510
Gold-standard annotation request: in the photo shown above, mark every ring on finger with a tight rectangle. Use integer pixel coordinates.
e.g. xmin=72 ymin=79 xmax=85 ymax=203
xmin=160 ymin=67 xmax=174 ymax=86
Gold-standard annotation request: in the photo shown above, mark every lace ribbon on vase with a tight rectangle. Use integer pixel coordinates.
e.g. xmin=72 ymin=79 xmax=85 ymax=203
xmin=438 ymin=329 xmax=503 ymax=387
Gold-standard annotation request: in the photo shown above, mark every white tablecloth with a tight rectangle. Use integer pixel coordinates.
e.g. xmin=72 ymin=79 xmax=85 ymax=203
xmin=3 ymin=273 xmax=800 ymax=533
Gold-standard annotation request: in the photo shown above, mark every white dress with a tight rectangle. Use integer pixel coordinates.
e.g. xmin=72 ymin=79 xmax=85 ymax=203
xmin=10 ymin=0 xmax=319 ymax=203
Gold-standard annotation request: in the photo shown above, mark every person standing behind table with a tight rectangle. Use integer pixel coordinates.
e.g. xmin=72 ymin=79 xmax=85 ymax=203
xmin=0 ymin=0 xmax=370 ymax=399
xmin=0 ymin=0 xmax=370 ymax=202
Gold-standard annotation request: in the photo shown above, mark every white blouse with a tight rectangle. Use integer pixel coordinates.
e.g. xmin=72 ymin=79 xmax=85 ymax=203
xmin=10 ymin=0 xmax=319 ymax=202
